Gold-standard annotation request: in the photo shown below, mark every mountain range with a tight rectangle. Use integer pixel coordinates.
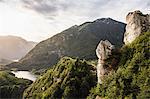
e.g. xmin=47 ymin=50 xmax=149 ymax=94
xmin=0 ymin=36 xmax=36 ymax=65
xmin=6 ymin=18 xmax=126 ymax=71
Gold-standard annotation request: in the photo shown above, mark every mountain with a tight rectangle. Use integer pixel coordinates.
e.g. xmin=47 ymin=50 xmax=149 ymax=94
xmin=23 ymin=57 xmax=97 ymax=98
xmin=6 ymin=18 xmax=126 ymax=71
xmin=0 ymin=59 xmax=13 ymax=65
xmin=0 ymin=36 xmax=37 ymax=65
xmin=0 ymin=71 xmax=32 ymax=99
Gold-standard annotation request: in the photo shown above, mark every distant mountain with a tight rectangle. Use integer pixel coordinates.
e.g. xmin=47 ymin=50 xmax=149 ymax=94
xmin=0 ymin=59 xmax=12 ymax=65
xmin=0 ymin=36 xmax=37 ymax=65
xmin=6 ymin=18 xmax=126 ymax=71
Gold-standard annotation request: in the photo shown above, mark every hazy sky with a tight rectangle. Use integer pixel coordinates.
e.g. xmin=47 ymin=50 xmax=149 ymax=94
xmin=0 ymin=0 xmax=149 ymax=42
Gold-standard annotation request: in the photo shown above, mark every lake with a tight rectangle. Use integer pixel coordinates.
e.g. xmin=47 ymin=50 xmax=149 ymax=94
xmin=11 ymin=71 xmax=37 ymax=81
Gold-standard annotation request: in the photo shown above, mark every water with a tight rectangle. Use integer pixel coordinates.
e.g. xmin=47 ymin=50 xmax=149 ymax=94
xmin=11 ymin=71 xmax=37 ymax=81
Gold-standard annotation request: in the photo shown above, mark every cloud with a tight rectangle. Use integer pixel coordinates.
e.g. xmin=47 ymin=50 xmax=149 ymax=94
xmin=0 ymin=0 xmax=149 ymax=42
xmin=1 ymin=0 xmax=150 ymax=21
xmin=19 ymin=0 xmax=149 ymax=22
xmin=0 ymin=0 xmax=3 ymax=2
xmin=22 ymin=0 xmax=58 ymax=16
xmin=20 ymin=0 xmax=105 ymax=17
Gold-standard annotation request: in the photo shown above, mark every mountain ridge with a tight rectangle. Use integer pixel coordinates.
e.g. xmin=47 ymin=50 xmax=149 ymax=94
xmin=6 ymin=18 xmax=126 ymax=71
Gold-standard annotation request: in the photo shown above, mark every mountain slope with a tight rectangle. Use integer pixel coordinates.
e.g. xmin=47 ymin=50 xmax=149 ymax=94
xmin=0 ymin=36 xmax=36 ymax=65
xmin=23 ymin=57 xmax=97 ymax=98
xmin=88 ymin=32 xmax=150 ymax=99
xmin=7 ymin=18 xmax=126 ymax=71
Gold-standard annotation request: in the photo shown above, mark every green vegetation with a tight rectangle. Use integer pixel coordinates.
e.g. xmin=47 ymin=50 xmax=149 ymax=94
xmin=23 ymin=57 xmax=97 ymax=98
xmin=88 ymin=32 xmax=150 ymax=99
xmin=0 ymin=71 xmax=32 ymax=99
xmin=23 ymin=32 xmax=149 ymax=99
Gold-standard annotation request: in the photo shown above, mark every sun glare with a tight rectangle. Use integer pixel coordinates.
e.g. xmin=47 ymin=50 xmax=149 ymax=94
xmin=0 ymin=3 xmax=57 ymax=42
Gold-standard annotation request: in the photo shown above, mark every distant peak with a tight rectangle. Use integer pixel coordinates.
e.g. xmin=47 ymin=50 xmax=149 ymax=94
xmin=95 ymin=18 xmax=114 ymax=22
xmin=93 ymin=18 xmax=119 ymax=24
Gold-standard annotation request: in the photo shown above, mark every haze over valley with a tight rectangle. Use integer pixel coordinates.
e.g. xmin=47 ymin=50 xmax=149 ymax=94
xmin=0 ymin=36 xmax=36 ymax=65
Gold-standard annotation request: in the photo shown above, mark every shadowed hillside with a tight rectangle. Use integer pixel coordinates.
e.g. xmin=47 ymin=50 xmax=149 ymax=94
xmin=6 ymin=18 xmax=125 ymax=71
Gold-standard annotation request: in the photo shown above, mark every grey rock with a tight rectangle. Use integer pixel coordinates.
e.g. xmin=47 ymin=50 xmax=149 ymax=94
xmin=124 ymin=10 xmax=150 ymax=44
xmin=96 ymin=40 xmax=114 ymax=84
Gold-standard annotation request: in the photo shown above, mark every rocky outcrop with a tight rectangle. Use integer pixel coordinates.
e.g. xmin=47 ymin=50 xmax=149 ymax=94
xmin=124 ymin=10 xmax=150 ymax=44
xmin=96 ymin=40 xmax=115 ymax=84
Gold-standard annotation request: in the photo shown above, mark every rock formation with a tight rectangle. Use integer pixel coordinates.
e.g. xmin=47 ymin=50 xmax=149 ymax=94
xmin=96 ymin=40 xmax=115 ymax=84
xmin=124 ymin=10 xmax=150 ymax=44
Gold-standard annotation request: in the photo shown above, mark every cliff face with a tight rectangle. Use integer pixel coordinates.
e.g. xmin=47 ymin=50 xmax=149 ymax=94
xmin=124 ymin=10 xmax=150 ymax=44
xmin=96 ymin=40 xmax=115 ymax=84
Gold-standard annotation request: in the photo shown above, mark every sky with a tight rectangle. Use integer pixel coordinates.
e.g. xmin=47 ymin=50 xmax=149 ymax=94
xmin=0 ymin=0 xmax=149 ymax=42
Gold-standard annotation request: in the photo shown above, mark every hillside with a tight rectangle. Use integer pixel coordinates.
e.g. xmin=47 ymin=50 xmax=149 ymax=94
xmin=23 ymin=31 xmax=150 ymax=99
xmin=88 ymin=32 xmax=150 ymax=99
xmin=0 ymin=36 xmax=36 ymax=65
xmin=6 ymin=18 xmax=125 ymax=71
xmin=23 ymin=57 xmax=97 ymax=98
xmin=23 ymin=32 xmax=150 ymax=99
xmin=0 ymin=71 xmax=32 ymax=99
